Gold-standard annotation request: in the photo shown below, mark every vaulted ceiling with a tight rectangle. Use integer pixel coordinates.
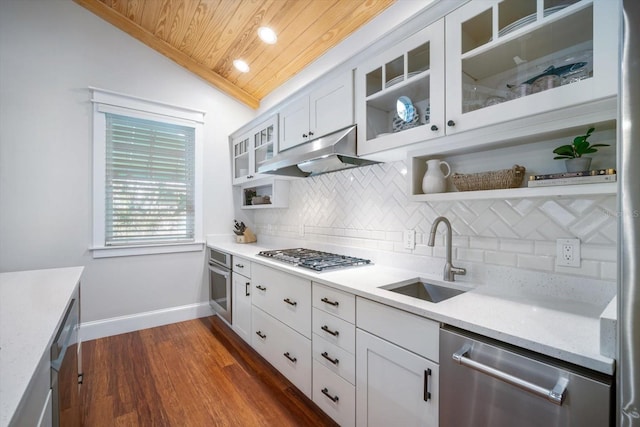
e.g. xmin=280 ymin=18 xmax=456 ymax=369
xmin=74 ymin=0 xmax=396 ymax=109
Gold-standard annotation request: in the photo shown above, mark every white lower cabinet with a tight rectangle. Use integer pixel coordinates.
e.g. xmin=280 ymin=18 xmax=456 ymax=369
xmin=231 ymin=272 xmax=252 ymax=344
xmin=252 ymin=305 xmax=312 ymax=397
xmin=356 ymin=329 xmax=439 ymax=427
xmin=313 ymin=360 xmax=356 ymax=427
xmin=37 ymin=389 xmax=52 ymax=427
xmin=356 ymin=297 xmax=440 ymax=427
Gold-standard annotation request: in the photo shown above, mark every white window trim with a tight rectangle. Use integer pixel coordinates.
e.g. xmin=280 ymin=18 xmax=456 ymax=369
xmin=90 ymin=87 xmax=205 ymax=258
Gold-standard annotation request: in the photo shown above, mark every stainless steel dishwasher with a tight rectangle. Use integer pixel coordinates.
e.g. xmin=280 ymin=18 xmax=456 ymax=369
xmin=440 ymin=327 xmax=613 ymax=427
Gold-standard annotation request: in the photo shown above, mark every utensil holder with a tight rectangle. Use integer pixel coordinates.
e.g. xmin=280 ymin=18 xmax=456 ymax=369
xmin=235 ymin=228 xmax=257 ymax=243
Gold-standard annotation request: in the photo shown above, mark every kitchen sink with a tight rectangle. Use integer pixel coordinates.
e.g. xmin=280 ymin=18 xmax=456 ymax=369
xmin=380 ymin=279 xmax=468 ymax=303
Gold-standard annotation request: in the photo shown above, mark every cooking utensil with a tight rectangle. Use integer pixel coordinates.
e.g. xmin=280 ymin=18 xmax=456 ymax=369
xmin=240 ymin=222 xmax=246 ymax=232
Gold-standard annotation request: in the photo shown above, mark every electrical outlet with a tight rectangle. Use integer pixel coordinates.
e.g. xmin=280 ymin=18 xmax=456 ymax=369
xmin=403 ymin=229 xmax=416 ymax=250
xmin=556 ymin=238 xmax=581 ymax=267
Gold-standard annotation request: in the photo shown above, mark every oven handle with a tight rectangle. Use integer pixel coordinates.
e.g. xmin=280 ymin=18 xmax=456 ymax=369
xmin=208 ymin=263 xmax=230 ymax=278
xmin=51 ymin=312 xmax=78 ymax=372
xmin=452 ymin=344 xmax=568 ymax=405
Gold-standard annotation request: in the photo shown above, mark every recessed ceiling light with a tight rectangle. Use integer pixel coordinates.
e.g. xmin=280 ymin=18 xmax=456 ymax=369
xmin=233 ymin=59 xmax=250 ymax=73
xmin=258 ymin=26 xmax=277 ymax=44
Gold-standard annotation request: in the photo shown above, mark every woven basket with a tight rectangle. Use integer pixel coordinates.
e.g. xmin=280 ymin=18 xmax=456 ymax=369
xmin=452 ymin=165 xmax=526 ymax=192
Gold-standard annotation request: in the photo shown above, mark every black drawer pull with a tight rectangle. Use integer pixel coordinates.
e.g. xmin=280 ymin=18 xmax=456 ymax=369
xmin=256 ymin=285 xmax=267 ymax=291
xmin=283 ymin=352 xmax=297 ymax=363
xmin=321 ymin=325 xmax=339 ymax=337
xmin=247 ymin=175 xmax=254 ymax=179
xmin=424 ymin=368 xmax=432 ymax=401
xmin=430 ymin=125 xmax=438 ymax=131
xmin=283 ymin=298 xmax=297 ymax=306
xmin=245 ymin=282 xmax=250 ymax=296
xmin=256 ymin=331 xmax=266 ymax=339
xmin=235 ymin=263 xmax=244 ymax=268
xmin=321 ymin=351 xmax=339 ymax=365
xmin=321 ymin=387 xmax=339 ymax=403
xmin=321 ymin=297 xmax=339 ymax=307
xmin=447 ymin=120 xmax=455 ymax=127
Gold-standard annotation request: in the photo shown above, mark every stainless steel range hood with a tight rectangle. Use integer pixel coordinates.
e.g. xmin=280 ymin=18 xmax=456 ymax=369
xmin=257 ymin=125 xmax=380 ymax=177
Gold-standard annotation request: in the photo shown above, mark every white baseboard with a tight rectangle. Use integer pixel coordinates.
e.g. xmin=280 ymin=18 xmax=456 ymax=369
xmin=80 ymin=302 xmax=215 ymax=341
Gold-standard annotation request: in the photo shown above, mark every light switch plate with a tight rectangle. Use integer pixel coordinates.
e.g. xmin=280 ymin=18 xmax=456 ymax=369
xmin=404 ymin=229 xmax=416 ymax=250
xmin=556 ymin=238 xmax=581 ymax=267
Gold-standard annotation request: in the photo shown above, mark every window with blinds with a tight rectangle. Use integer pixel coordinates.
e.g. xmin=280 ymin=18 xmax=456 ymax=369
xmin=105 ymin=113 xmax=195 ymax=246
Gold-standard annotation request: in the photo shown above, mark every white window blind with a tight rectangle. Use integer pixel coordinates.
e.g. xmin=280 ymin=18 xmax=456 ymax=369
xmin=105 ymin=113 xmax=195 ymax=246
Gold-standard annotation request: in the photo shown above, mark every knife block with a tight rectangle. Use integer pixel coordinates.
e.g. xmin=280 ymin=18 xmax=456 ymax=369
xmin=236 ymin=228 xmax=257 ymax=243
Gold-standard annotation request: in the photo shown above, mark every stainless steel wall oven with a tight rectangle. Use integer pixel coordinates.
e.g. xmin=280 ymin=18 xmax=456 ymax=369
xmin=208 ymin=248 xmax=232 ymax=324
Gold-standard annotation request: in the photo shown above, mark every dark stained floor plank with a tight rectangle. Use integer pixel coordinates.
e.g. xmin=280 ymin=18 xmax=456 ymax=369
xmin=82 ymin=315 xmax=338 ymax=427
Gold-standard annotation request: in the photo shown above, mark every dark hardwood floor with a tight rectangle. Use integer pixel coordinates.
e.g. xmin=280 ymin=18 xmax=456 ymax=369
xmin=81 ymin=316 xmax=338 ymax=426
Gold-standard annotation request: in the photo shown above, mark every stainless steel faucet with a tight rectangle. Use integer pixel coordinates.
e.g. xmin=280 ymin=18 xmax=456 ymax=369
xmin=427 ymin=216 xmax=466 ymax=282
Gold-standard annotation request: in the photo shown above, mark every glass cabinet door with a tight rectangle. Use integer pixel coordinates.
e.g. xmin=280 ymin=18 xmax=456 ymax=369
xmin=356 ymin=18 xmax=445 ymax=156
xmin=232 ymin=133 xmax=250 ymax=183
xmin=251 ymin=118 xmax=276 ymax=176
xmin=445 ymin=0 xmax=617 ymax=134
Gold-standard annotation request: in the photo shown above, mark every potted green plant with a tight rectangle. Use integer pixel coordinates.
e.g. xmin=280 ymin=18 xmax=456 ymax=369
xmin=553 ymin=127 xmax=609 ymax=172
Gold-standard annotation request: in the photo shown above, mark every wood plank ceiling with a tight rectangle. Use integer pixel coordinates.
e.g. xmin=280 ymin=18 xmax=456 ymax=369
xmin=74 ymin=0 xmax=396 ymax=108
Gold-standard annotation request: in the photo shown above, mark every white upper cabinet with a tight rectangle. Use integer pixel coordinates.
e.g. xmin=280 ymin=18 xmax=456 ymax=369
xmin=279 ymin=71 xmax=354 ymax=152
xmin=444 ymin=0 xmax=617 ymax=134
xmin=355 ymin=0 xmax=618 ymax=158
xmin=231 ymin=114 xmax=278 ymax=185
xmin=356 ymin=19 xmax=445 ymax=156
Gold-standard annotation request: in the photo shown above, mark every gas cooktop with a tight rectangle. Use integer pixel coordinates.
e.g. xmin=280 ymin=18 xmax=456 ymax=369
xmin=257 ymin=248 xmax=371 ymax=272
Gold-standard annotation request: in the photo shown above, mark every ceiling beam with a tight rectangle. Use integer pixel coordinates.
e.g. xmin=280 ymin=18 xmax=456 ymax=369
xmin=73 ymin=0 xmax=260 ymax=109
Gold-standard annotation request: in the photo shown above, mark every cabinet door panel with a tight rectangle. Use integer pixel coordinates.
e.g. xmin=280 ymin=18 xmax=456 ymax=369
xmin=279 ymin=99 xmax=310 ymax=151
xmin=313 ymin=360 xmax=356 ymax=427
xmin=356 ymin=329 xmax=439 ymax=427
xmin=310 ymin=71 xmax=353 ymax=138
xmin=232 ymin=273 xmax=251 ymax=344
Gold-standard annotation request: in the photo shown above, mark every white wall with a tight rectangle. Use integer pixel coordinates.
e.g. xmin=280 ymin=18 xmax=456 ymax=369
xmin=0 ymin=0 xmax=255 ymax=324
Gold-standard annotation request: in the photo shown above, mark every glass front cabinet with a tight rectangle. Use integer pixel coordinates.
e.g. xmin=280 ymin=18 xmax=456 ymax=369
xmin=356 ymin=19 xmax=445 ymax=156
xmin=445 ymin=0 xmax=617 ymax=134
xmin=232 ymin=115 xmax=278 ymax=185
xmin=355 ymin=0 xmax=617 ymax=156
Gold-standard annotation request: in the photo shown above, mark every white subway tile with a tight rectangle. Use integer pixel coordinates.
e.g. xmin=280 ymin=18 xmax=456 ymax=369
xmin=500 ymin=239 xmax=534 ymax=254
xmin=485 ymin=251 xmax=518 ymax=267
xmin=452 ymin=235 xmax=470 ymax=248
xmin=456 ymin=248 xmax=484 ymax=263
xmin=517 ymin=254 xmax=554 ymax=271
xmin=601 ymin=262 xmax=617 ymax=281
xmin=386 ymin=231 xmax=402 ymax=242
xmin=555 ymin=260 xmax=600 ymax=278
xmin=534 ymin=241 xmax=556 ymax=256
xmin=413 ymin=244 xmax=433 ymax=256
xmin=582 ymin=245 xmax=617 ymax=262
xmin=469 ymin=236 xmax=499 ymax=250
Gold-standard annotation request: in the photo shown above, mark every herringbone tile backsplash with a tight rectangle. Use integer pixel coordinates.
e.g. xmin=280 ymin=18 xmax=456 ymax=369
xmin=253 ymin=161 xmax=617 ymax=281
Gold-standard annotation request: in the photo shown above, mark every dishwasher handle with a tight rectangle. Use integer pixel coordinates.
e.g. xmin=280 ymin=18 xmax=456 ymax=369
xmin=452 ymin=344 xmax=568 ymax=406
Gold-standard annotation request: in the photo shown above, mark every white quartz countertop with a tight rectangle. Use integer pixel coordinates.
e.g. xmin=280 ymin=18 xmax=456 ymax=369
xmin=209 ymin=240 xmax=615 ymax=375
xmin=0 ymin=267 xmax=84 ymax=427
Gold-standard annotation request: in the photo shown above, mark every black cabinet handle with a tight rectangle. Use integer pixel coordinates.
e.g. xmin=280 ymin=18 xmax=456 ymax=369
xmin=321 ymin=325 xmax=339 ymax=337
xmin=321 ymin=388 xmax=339 ymax=403
xmin=245 ymin=282 xmax=250 ymax=296
xmin=247 ymin=175 xmax=254 ymax=179
xmin=309 ymin=131 xmax=314 ymax=136
xmin=424 ymin=368 xmax=432 ymax=401
xmin=321 ymin=351 xmax=339 ymax=365
xmin=283 ymin=298 xmax=297 ymax=306
xmin=430 ymin=125 xmax=438 ymax=131
xmin=235 ymin=263 xmax=244 ymax=268
xmin=256 ymin=285 xmax=267 ymax=291
xmin=283 ymin=352 xmax=297 ymax=363
xmin=321 ymin=297 xmax=339 ymax=307
xmin=256 ymin=331 xmax=266 ymax=339
xmin=302 ymin=133 xmax=308 ymax=138
xmin=447 ymin=120 xmax=455 ymax=127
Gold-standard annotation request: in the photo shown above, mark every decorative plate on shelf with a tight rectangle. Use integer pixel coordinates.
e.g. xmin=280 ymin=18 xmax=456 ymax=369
xmin=498 ymin=4 xmax=570 ymax=37
xmin=386 ymin=71 xmax=422 ymax=88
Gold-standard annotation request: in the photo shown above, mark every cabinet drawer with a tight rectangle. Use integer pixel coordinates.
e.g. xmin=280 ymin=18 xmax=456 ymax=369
xmin=252 ymin=264 xmax=311 ymax=338
xmin=312 ymin=282 xmax=355 ymax=323
xmin=252 ymin=306 xmax=312 ymax=397
xmin=313 ymin=334 xmax=355 ymax=385
xmin=356 ymin=297 xmax=439 ymax=362
xmin=313 ymin=360 xmax=356 ymax=427
xmin=312 ymin=307 xmax=355 ymax=354
xmin=233 ymin=256 xmax=251 ymax=278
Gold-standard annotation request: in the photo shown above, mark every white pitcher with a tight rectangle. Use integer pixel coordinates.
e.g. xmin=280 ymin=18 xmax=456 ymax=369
xmin=422 ymin=159 xmax=451 ymax=194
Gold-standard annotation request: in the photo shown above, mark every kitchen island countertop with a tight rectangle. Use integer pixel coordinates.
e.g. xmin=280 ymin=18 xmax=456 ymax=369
xmin=209 ymin=239 xmax=615 ymax=375
xmin=0 ymin=267 xmax=83 ymax=427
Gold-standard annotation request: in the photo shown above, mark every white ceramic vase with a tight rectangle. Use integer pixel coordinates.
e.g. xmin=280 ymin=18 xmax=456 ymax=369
xmin=422 ymin=159 xmax=451 ymax=194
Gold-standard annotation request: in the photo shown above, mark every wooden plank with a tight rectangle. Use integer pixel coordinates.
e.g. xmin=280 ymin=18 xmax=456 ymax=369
xmin=252 ymin=0 xmax=395 ymax=98
xmin=164 ymin=0 xmax=201 ymax=47
xmin=178 ymin=0 xmax=225 ymax=57
xmin=81 ymin=316 xmax=338 ymax=426
xmin=74 ymin=0 xmax=260 ymax=108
